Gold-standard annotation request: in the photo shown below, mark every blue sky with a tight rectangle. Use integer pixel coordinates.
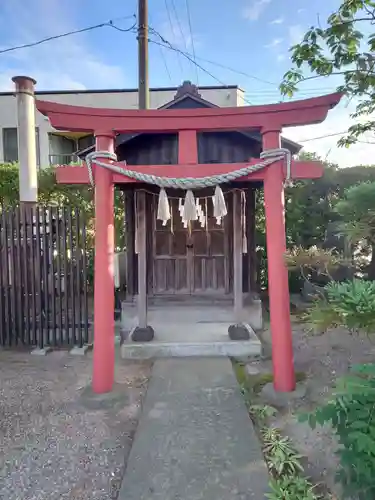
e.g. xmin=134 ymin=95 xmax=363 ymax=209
xmin=0 ymin=0 xmax=373 ymax=166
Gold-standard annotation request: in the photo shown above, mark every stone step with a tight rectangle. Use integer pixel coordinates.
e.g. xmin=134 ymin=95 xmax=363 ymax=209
xmin=120 ymin=339 xmax=262 ymax=360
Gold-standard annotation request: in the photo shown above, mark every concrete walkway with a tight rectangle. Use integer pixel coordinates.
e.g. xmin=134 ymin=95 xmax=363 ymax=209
xmin=118 ymin=358 xmax=270 ymax=499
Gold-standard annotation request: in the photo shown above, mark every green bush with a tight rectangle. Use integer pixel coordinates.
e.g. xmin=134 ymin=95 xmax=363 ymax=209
xmin=300 ymin=363 xmax=375 ymax=499
xmin=305 ymin=279 xmax=375 ymax=333
xmin=267 ymin=476 xmax=320 ymax=500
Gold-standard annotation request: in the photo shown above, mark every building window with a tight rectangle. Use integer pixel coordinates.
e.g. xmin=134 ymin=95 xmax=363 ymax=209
xmin=35 ymin=128 xmax=40 ymax=167
xmin=2 ymin=127 xmax=40 ymax=166
xmin=78 ymin=134 xmax=94 ymax=151
xmin=49 ymin=133 xmax=75 ymax=165
xmin=3 ymin=128 xmax=18 ymax=163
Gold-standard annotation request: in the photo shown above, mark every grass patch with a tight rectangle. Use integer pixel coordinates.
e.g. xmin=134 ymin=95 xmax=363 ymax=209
xmin=233 ymin=361 xmax=322 ymax=499
xmin=233 ymin=361 xmax=306 ymax=396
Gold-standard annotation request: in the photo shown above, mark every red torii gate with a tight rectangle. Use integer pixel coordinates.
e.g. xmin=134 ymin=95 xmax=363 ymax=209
xmin=35 ymin=90 xmax=342 ymax=394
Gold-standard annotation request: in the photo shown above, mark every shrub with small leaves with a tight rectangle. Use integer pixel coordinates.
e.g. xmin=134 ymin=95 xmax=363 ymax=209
xmin=261 ymin=427 xmax=304 ymax=478
xmin=249 ymin=404 xmax=277 ymax=423
xmin=299 ymin=363 xmax=375 ymax=499
xmin=305 ymin=279 xmax=375 ymax=334
xmin=267 ymin=476 xmax=321 ymax=500
xmin=284 ymin=246 xmax=342 ymax=275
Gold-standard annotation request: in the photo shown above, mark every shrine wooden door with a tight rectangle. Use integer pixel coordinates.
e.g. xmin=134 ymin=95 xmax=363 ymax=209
xmin=152 ymin=197 xmax=228 ymax=295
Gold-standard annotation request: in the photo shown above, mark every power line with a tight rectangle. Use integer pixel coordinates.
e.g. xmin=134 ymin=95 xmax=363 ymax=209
xmin=148 ymin=39 xmax=226 ymax=87
xmin=147 ymin=27 xmax=254 ymax=103
xmin=298 ymin=132 xmax=348 ymax=142
xmin=0 ymin=15 xmax=136 ymax=55
xmin=148 ymin=37 xmax=253 ymax=104
xmin=148 ymin=25 xmax=278 ymax=88
xmin=0 ymin=16 xmax=249 ymax=103
xmin=163 ymin=0 xmax=184 ymax=76
xmin=0 ymin=16 xmax=338 ymax=99
xmin=0 ymin=16 xmax=338 ymax=105
xmin=185 ymin=0 xmax=199 ymax=85
xmin=169 ymin=0 xmax=190 ymax=59
xmin=246 ymin=87 xmax=337 ymax=95
xmin=148 ymin=12 xmax=172 ymax=83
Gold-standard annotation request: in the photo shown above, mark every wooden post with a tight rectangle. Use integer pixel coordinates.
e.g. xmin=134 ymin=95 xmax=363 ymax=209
xmin=262 ymin=129 xmax=295 ymax=392
xmin=92 ymin=132 xmax=115 ymax=394
xmin=124 ymin=191 xmax=136 ymax=298
xmin=136 ymin=0 xmax=149 ymax=330
xmin=246 ymin=187 xmax=256 ymax=293
xmin=137 ymin=190 xmax=147 ymax=328
xmin=233 ymin=190 xmax=243 ymax=322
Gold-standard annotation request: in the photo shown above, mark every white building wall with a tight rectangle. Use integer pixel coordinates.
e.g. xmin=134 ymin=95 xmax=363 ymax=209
xmin=0 ymin=86 xmax=244 ymax=167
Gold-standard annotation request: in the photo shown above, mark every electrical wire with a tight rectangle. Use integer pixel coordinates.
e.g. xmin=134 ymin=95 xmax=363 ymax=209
xmin=148 ymin=12 xmax=172 ymax=83
xmin=163 ymin=0 xmax=184 ymax=76
xmin=298 ymin=131 xmax=348 ymax=142
xmin=147 ymin=37 xmax=226 ymax=87
xmin=148 ymin=37 xmax=254 ymax=104
xmin=0 ymin=15 xmax=338 ymax=100
xmin=0 ymin=15 xmax=136 ymax=55
xmin=148 ymin=24 xmax=277 ymax=88
xmin=185 ymin=0 xmax=199 ymax=85
xmin=0 ymin=16 xmax=341 ymax=104
xmin=169 ymin=0 xmax=190 ymax=56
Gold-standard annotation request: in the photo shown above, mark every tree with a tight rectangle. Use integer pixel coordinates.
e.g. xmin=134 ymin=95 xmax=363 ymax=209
xmin=335 ymin=180 xmax=375 ymax=278
xmin=285 ymin=152 xmax=339 ymax=248
xmin=0 ymin=163 xmax=126 ymax=250
xmin=280 ymin=0 xmax=375 ymax=146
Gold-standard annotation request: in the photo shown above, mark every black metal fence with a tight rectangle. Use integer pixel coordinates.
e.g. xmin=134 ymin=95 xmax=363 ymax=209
xmin=0 ymin=205 xmax=90 ymax=348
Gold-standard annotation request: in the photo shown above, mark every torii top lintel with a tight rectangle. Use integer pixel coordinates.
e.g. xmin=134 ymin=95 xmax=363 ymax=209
xmin=36 ymin=92 xmax=343 ymax=133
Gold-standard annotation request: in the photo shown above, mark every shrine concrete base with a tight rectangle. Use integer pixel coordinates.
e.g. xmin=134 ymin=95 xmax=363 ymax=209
xmin=120 ymin=301 xmax=263 ymax=360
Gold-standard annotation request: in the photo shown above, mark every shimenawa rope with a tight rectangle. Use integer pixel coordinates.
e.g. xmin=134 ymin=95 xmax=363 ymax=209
xmin=83 ymin=147 xmax=292 ymax=224
xmin=84 ymin=148 xmax=292 ymax=189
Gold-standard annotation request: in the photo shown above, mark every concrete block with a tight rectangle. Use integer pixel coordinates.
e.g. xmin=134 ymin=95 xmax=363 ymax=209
xmin=69 ymin=345 xmax=89 ymax=356
xmin=248 ymin=299 xmax=263 ymax=331
xmin=121 ymin=339 xmax=262 ymax=360
xmin=79 ymin=382 xmax=132 ymax=411
xmin=31 ymin=346 xmax=52 ymax=356
xmin=260 ymin=381 xmax=307 ymax=408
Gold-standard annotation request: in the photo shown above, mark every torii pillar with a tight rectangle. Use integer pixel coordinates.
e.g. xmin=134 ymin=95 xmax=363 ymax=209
xmin=92 ymin=132 xmax=115 ymax=393
xmin=263 ymin=129 xmax=294 ymax=391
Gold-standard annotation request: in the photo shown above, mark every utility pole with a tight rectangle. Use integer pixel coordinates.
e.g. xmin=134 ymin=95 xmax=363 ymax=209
xmin=138 ymin=0 xmax=149 ymax=110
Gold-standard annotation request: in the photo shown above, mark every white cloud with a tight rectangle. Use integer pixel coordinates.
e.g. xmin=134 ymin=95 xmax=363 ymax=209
xmin=297 ymin=8 xmax=306 ymax=14
xmin=283 ymin=98 xmax=375 ymax=167
xmin=270 ymin=17 xmax=284 ymax=25
xmin=277 ymin=54 xmax=286 ymax=62
xmin=0 ymin=0 xmax=128 ymax=91
xmin=288 ymin=25 xmax=305 ymax=45
xmin=264 ymin=38 xmax=284 ymax=49
xmin=243 ymin=0 xmax=271 ymax=21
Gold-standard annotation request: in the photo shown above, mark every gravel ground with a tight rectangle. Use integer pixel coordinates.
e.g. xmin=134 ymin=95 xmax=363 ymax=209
xmin=0 ymin=350 xmax=151 ymax=500
xmin=253 ymin=321 xmax=375 ymax=497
